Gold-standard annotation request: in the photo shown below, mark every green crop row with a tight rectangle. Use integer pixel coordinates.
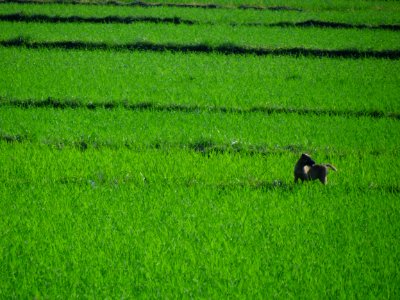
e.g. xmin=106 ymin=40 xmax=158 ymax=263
xmin=0 ymin=2 xmax=399 ymax=24
xmin=1 ymin=2 xmax=399 ymax=297
xmin=1 ymin=143 xmax=399 ymax=298
xmin=3 ymin=0 xmax=399 ymax=13
xmin=1 ymin=142 xmax=399 ymax=193
xmin=1 ymin=107 xmax=399 ymax=155
xmin=125 ymin=0 xmax=400 ymax=12
xmin=1 ymin=21 xmax=399 ymax=51
xmin=1 ymin=1 xmax=399 ymax=298
xmin=1 ymin=47 xmax=399 ymax=113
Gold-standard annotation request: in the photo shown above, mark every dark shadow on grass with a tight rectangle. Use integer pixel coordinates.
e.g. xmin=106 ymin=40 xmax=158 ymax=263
xmin=215 ymin=179 xmax=400 ymax=194
xmin=237 ymin=19 xmax=400 ymax=31
xmin=187 ymin=139 xmax=305 ymax=157
xmin=29 ymin=174 xmax=400 ymax=195
xmin=238 ymin=4 xmax=301 ymax=11
xmin=1 ymin=37 xmax=399 ymax=60
xmin=214 ymin=179 xmax=295 ymax=192
xmin=4 ymin=14 xmax=398 ymax=32
xmin=0 ymin=132 xmax=28 ymax=143
xmin=0 ymin=0 xmax=302 ymax=11
xmin=0 ymin=13 xmax=196 ymax=25
xmin=2 ymin=98 xmax=399 ymax=120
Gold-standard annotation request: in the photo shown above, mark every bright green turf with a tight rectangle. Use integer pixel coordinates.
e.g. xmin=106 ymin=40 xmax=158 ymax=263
xmin=1 ymin=143 xmax=399 ymax=298
xmin=1 ymin=0 xmax=399 ymax=298
xmin=3 ymin=0 xmax=397 ymax=12
xmin=1 ymin=48 xmax=399 ymax=113
xmin=0 ymin=2 xmax=399 ymax=24
xmin=0 ymin=21 xmax=399 ymax=51
xmin=1 ymin=107 xmax=399 ymax=155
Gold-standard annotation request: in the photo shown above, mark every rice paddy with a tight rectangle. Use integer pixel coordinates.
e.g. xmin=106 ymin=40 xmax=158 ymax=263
xmin=1 ymin=0 xmax=399 ymax=298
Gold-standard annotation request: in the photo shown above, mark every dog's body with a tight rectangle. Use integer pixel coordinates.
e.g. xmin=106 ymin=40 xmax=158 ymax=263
xmin=294 ymin=153 xmax=315 ymax=183
xmin=294 ymin=153 xmax=337 ymax=184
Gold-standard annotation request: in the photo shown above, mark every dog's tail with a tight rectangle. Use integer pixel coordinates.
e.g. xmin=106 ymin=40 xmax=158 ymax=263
xmin=324 ymin=164 xmax=337 ymax=171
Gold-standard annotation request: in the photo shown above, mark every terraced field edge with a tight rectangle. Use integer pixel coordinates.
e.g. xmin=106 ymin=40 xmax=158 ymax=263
xmin=1 ymin=13 xmax=399 ymax=31
xmin=1 ymin=132 xmax=399 ymax=194
xmin=0 ymin=130 xmax=395 ymax=160
xmin=0 ymin=13 xmax=196 ymax=25
xmin=2 ymin=98 xmax=399 ymax=120
xmin=5 ymin=171 xmax=400 ymax=194
xmin=0 ymin=131 xmax=305 ymax=155
xmin=1 ymin=38 xmax=400 ymax=59
xmin=0 ymin=0 xmax=303 ymax=11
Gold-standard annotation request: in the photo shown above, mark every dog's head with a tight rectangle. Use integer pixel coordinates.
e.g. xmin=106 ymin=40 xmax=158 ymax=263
xmin=300 ymin=153 xmax=316 ymax=166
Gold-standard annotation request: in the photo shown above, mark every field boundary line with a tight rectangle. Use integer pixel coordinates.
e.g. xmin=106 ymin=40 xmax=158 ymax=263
xmin=1 ymin=13 xmax=399 ymax=31
xmin=246 ymin=19 xmax=400 ymax=31
xmin=1 ymin=38 xmax=399 ymax=59
xmin=1 ymin=130 xmax=397 ymax=161
xmin=1 ymin=98 xmax=399 ymax=120
xmin=0 ymin=13 xmax=197 ymax=25
xmin=0 ymin=0 xmax=302 ymax=12
xmin=3 ymin=174 xmax=400 ymax=195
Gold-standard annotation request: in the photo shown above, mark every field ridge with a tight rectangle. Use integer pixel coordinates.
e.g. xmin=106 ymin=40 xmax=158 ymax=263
xmin=2 ymin=13 xmax=399 ymax=31
xmin=0 ymin=0 xmax=302 ymax=11
xmin=1 ymin=37 xmax=400 ymax=59
xmin=4 ymin=172 xmax=400 ymax=195
xmin=1 ymin=131 xmax=396 ymax=159
xmin=263 ymin=20 xmax=400 ymax=31
xmin=2 ymin=98 xmax=399 ymax=120
xmin=0 ymin=12 xmax=196 ymax=25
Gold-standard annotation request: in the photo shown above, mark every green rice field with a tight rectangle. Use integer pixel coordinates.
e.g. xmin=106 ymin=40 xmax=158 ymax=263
xmin=1 ymin=0 xmax=399 ymax=298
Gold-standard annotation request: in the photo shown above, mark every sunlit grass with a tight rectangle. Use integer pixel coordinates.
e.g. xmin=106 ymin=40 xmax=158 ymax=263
xmin=0 ymin=3 xmax=399 ymax=27
xmin=1 ymin=21 xmax=399 ymax=51
xmin=1 ymin=0 xmax=399 ymax=298
xmin=1 ymin=107 xmax=400 ymax=154
xmin=2 ymin=0 xmax=397 ymax=17
xmin=0 ymin=143 xmax=399 ymax=298
xmin=1 ymin=48 xmax=399 ymax=112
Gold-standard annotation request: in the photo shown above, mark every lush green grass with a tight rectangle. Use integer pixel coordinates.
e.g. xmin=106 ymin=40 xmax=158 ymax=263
xmin=1 ymin=2 xmax=399 ymax=24
xmin=1 ymin=21 xmax=399 ymax=51
xmin=1 ymin=143 xmax=399 ymax=298
xmin=1 ymin=107 xmax=400 ymax=155
xmin=10 ymin=0 xmax=399 ymax=12
xmin=0 ymin=142 xmax=399 ymax=202
xmin=1 ymin=0 xmax=399 ymax=298
xmin=138 ymin=0 xmax=398 ymax=12
xmin=1 ymin=47 xmax=399 ymax=113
